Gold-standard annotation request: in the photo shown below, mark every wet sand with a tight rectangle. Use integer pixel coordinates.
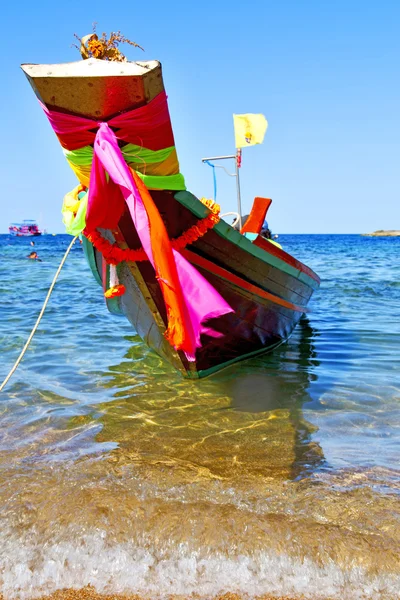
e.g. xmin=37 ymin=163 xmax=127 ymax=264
xmin=0 ymin=591 xmax=326 ymax=600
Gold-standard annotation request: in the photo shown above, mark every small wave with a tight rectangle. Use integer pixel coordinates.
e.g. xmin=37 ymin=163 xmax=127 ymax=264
xmin=0 ymin=528 xmax=399 ymax=600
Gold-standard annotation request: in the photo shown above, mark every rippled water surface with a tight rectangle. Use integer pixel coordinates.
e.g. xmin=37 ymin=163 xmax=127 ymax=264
xmin=0 ymin=234 xmax=399 ymax=599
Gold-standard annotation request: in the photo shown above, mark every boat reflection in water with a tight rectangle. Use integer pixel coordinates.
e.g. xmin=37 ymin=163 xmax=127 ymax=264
xmin=96 ymin=316 xmax=324 ymax=486
xmin=3 ymin=316 xmax=399 ymax=598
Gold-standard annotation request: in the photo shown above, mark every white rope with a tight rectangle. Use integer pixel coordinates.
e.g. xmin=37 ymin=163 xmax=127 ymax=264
xmin=0 ymin=236 xmax=78 ymax=393
xmin=220 ymin=211 xmax=241 ymax=227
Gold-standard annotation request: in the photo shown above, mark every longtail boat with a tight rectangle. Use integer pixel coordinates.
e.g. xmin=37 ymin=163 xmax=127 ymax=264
xmin=21 ymin=54 xmax=320 ymax=379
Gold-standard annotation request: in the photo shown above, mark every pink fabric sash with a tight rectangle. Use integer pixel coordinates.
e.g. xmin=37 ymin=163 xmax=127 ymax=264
xmin=88 ymin=123 xmax=233 ymax=359
xmin=39 ymin=99 xmax=234 ymax=359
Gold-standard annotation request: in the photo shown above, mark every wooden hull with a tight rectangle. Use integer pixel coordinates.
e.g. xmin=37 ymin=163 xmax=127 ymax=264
xmin=83 ymin=189 xmax=319 ymax=378
xmin=22 ymin=58 xmax=320 ymax=378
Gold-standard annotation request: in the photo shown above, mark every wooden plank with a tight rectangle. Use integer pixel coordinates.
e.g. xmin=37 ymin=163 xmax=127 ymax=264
xmin=21 ymin=60 xmax=164 ymax=119
xmin=148 ymin=190 xmax=316 ymax=301
xmin=194 ymin=233 xmax=313 ymax=303
xmin=182 ymin=249 xmax=308 ymax=313
xmin=174 ymin=191 xmax=320 ymax=288
xmin=105 ymin=228 xmax=187 ymax=375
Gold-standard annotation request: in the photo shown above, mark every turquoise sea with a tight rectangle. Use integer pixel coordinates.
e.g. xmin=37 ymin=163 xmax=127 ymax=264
xmin=0 ymin=233 xmax=399 ymax=599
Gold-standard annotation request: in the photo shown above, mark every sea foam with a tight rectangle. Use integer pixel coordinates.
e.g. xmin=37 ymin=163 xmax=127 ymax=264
xmin=1 ymin=527 xmax=399 ymax=600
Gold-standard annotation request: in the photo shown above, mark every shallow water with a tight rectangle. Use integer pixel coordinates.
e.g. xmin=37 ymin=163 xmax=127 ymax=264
xmin=0 ymin=234 xmax=399 ymax=599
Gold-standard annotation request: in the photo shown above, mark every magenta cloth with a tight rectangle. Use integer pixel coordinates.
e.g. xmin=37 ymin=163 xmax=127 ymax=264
xmin=39 ymin=91 xmax=175 ymax=151
xmin=87 ymin=122 xmax=233 ymax=359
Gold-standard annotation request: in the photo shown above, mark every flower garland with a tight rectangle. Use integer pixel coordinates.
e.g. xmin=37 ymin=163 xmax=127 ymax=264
xmin=84 ymin=198 xmax=220 ymax=266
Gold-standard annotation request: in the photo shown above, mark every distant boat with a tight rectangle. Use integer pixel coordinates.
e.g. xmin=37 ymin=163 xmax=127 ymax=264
xmin=21 ymin=55 xmax=320 ymax=378
xmin=8 ymin=220 xmax=42 ymax=237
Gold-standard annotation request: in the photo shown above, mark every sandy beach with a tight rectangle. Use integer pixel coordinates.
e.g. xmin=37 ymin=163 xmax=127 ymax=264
xmin=0 ymin=591 xmax=326 ymax=600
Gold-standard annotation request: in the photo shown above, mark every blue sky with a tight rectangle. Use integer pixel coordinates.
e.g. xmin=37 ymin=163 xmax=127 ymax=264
xmin=1 ymin=0 xmax=399 ymax=233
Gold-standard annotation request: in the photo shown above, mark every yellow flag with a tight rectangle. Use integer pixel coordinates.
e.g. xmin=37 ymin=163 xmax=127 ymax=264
xmin=233 ymin=113 xmax=268 ymax=148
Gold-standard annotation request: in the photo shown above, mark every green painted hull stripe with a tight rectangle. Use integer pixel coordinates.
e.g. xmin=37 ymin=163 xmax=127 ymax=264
xmin=186 ymin=339 xmax=286 ymax=379
xmin=82 ymin=236 xmax=102 ymax=287
xmin=174 ymin=191 xmax=319 ymax=290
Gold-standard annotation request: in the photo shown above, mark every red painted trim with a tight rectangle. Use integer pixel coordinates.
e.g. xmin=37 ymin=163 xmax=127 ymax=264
xmin=181 ymin=249 xmax=309 ymax=313
xmin=252 ymin=235 xmax=320 ymax=284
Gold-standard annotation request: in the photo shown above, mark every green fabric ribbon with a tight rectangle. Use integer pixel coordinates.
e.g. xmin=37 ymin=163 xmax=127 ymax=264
xmin=62 ymin=189 xmax=88 ymax=235
xmin=63 ymin=145 xmax=186 ymax=190
xmin=122 ymin=143 xmax=175 ymax=164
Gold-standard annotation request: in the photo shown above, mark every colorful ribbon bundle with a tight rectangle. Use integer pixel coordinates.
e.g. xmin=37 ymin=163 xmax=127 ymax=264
xmin=40 ymin=91 xmax=233 ymax=359
xmin=64 ymin=143 xmax=185 ymax=191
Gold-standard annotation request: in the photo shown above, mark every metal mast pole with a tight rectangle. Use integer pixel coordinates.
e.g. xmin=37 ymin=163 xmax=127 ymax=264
xmin=202 ymin=151 xmax=243 ymax=229
xmin=235 ymin=148 xmax=243 ymax=230
xmin=201 ymin=154 xmax=236 ymax=161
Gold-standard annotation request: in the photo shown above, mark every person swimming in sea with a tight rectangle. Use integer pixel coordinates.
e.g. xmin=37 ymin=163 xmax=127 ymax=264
xmin=27 ymin=251 xmax=42 ymax=262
